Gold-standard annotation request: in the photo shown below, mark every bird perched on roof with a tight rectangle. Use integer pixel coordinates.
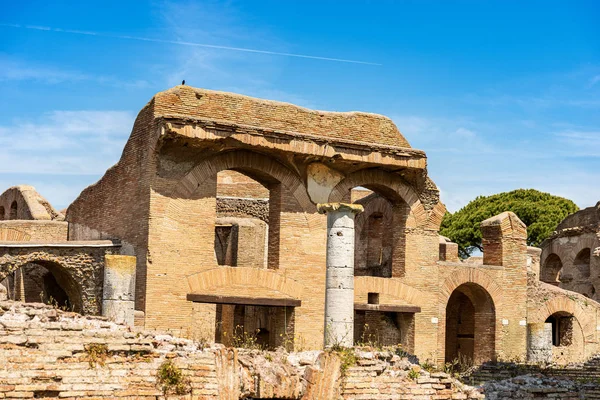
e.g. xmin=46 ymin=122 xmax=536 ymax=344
xmin=181 ymin=80 xmax=186 ymax=85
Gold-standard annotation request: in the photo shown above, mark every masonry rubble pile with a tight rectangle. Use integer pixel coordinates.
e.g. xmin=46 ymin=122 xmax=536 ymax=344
xmin=481 ymin=375 xmax=598 ymax=400
xmin=0 ymin=300 xmax=486 ymax=399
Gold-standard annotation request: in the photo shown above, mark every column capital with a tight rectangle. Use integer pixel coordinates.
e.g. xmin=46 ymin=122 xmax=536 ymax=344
xmin=317 ymin=202 xmax=364 ymax=215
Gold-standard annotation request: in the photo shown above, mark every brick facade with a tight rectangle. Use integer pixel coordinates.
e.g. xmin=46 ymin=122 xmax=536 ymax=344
xmin=2 ymin=86 xmax=599 ymax=368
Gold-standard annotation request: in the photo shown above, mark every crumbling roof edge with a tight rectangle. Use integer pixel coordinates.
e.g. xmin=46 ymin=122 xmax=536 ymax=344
xmin=159 ymin=115 xmax=427 ymax=158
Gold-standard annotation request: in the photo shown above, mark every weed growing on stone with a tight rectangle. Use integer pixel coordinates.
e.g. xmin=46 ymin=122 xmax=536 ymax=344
xmin=332 ymin=347 xmax=357 ymax=377
xmin=229 ymin=325 xmax=263 ymax=350
xmin=421 ymin=360 xmax=436 ymax=373
xmin=156 ymin=360 xmax=191 ymax=397
xmin=85 ymin=343 xmax=108 ymax=368
xmin=408 ymin=368 xmax=420 ymax=380
xmin=279 ymin=332 xmax=307 ymax=352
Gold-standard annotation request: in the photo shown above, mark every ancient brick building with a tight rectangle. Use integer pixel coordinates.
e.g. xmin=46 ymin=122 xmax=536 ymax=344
xmin=2 ymin=85 xmax=599 ymax=366
xmin=539 ymin=203 xmax=600 ymax=299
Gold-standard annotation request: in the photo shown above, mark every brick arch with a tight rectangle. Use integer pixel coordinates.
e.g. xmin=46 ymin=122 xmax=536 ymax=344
xmin=187 ymin=267 xmax=304 ymax=300
xmin=528 ymin=296 xmax=597 ymax=342
xmin=354 ymin=195 xmax=393 ymax=233
xmin=439 ymin=268 xmax=504 ymax=310
xmin=354 ymin=276 xmax=423 ymax=306
xmin=328 ymin=169 xmax=428 ymax=228
xmin=173 ymin=151 xmax=315 ymax=213
xmin=0 ymin=249 xmax=107 ymax=315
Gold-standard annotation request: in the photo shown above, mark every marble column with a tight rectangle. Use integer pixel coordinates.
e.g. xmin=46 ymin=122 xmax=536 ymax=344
xmin=318 ymin=202 xmax=363 ymax=348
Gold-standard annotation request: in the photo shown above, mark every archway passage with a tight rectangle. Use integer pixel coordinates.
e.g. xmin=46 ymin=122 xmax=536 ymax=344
xmin=1 ymin=261 xmax=80 ymax=312
xmin=445 ymin=283 xmax=496 ymax=365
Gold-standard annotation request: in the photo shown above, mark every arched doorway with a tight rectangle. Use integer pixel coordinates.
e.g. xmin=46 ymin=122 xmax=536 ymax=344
xmin=445 ymin=283 xmax=496 ymax=364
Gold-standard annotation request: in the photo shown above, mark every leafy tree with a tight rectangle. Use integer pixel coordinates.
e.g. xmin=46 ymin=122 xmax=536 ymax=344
xmin=440 ymin=189 xmax=578 ymax=258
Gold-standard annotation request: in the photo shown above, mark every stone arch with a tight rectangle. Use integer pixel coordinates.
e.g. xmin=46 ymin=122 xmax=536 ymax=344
xmin=0 ymin=257 xmax=83 ymax=312
xmin=544 ymin=235 xmax=597 ymax=268
xmin=172 ymin=151 xmax=315 ymax=213
xmin=187 ymin=267 xmax=304 ymax=300
xmin=574 ymin=248 xmax=591 ymax=279
xmin=541 ymin=253 xmax=562 ymax=285
xmin=9 ymin=201 xmax=18 ymax=220
xmin=328 ymin=169 xmax=427 ymax=228
xmin=355 ymin=195 xmax=392 ymax=233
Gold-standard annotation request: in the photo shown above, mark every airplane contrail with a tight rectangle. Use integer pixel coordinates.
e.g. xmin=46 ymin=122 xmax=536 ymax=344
xmin=1 ymin=23 xmax=382 ymax=66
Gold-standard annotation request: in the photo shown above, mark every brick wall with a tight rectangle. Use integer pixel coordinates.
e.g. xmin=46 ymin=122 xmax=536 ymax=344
xmin=66 ymin=103 xmax=157 ymax=314
xmin=0 ymin=301 xmax=487 ymax=399
xmin=0 ymin=221 xmax=67 ymax=242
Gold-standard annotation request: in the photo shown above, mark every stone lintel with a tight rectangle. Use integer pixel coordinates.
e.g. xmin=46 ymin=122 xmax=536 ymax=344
xmin=354 ymin=303 xmax=421 ymax=313
xmin=160 ymin=119 xmax=427 ymax=170
xmin=317 ymin=203 xmax=364 ymax=215
xmin=187 ymin=293 xmax=301 ymax=307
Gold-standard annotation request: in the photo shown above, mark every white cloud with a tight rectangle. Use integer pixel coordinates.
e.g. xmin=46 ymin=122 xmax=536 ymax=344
xmin=0 ymin=110 xmax=134 ymax=174
xmin=554 ymin=130 xmax=600 ymax=156
xmin=0 ymin=56 xmax=88 ymax=84
xmin=0 ymin=55 xmax=149 ymax=88
xmin=392 ymin=115 xmax=600 ymax=212
xmin=455 ymin=127 xmax=476 ymax=138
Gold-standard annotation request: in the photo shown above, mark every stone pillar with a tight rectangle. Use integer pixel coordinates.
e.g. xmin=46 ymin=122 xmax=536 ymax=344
xmin=527 ymin=322 xmax=552 ymax=363
xmin=102 ymin=255 xmax=136 ymax=326
xmin=318 ymin=203 xmax=363 ymax=348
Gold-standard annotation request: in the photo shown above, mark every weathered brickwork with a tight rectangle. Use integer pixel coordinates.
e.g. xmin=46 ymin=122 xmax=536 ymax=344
xmin=0 ymin=221 xmax=67 ymax=242
xmin=0 ymin=85 xmax=597 ymax=371
xmin=0 ymin=302 xmax=487 ymax=399
xmin=0 ymin=244 xmax=120 ymax=315
xmin=540 ymin=202 xmax=600 ymax=301
xmin=0 ymin=186 xmax=63 ymax=222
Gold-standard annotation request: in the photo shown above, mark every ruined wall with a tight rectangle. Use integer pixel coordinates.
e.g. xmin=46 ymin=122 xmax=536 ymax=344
xmin=0 ymin=246 xmax=119 ymax=315
xmin=147 ymin=151 xmax=327 ymax=348
xmin=217 ymin=170 xmax=270 ymax=199
xmin=527 ymin=274 xmax=600 ymax=363
xmin=0 ymin=221 xmax=68 ymax=242
xmin=540 ymin=203 xmax=600 ymax=301
xmin=0 ymin=301 xmax=485 ymax=400
xmin=0 ymin=186 xmax=63 ymax=221
xmin=153 ymin=86 xmax=413 ymax=148
xmin=66 ymin=103 xmax=158 ymax=313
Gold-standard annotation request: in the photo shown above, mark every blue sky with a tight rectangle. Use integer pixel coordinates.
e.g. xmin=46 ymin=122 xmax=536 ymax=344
xmin=1 ymin=0 xmax=599 ymax=212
